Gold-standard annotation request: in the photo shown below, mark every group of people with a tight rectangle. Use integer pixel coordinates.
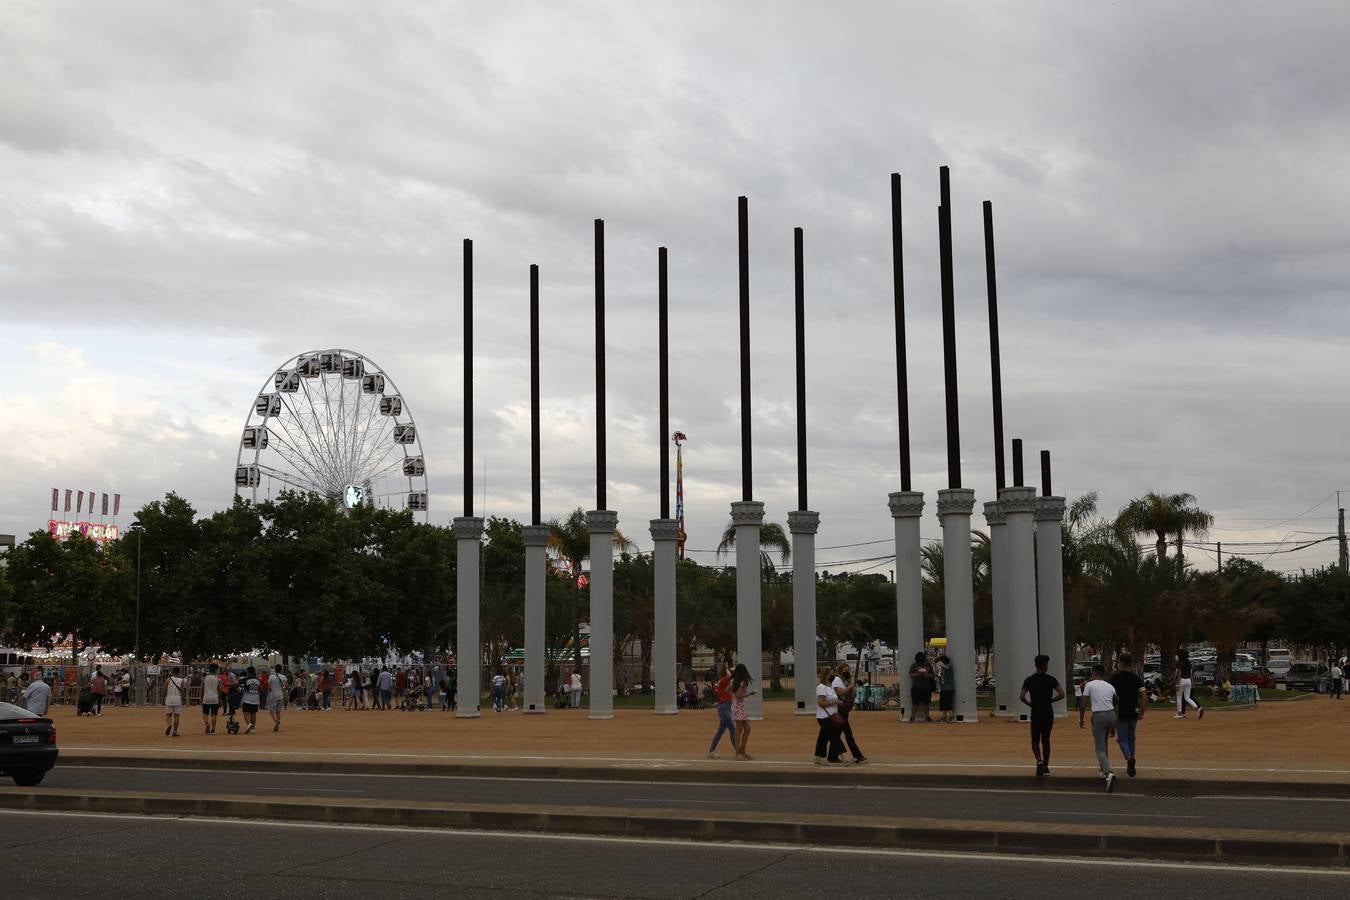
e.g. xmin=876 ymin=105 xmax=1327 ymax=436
xmin=905 ymin=652 xmax=956 ymax=722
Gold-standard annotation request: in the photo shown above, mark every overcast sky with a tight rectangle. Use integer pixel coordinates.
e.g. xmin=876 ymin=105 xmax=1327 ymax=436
xmin=2 ymin=1 xmax=1346 ymax=574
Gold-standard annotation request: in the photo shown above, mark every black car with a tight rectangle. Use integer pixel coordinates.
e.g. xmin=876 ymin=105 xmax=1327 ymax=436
xmin=0 ymin=701 xmax=59 ymax=785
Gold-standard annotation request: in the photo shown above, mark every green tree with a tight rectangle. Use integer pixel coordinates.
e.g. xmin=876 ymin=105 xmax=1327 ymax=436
xmin=1197 ymin=561 xmax=1279 ymax=685
xmin=6 ymin=531 xmax=127 ymax=665
xmin=547 ymin=508 xmax=632 ymax=673
xmin=1115 ymin=491 xmax=1214 ymax=563
xmin=614 ymin=550 xmax=655 ymax=692
xmin=717 ymin=521 xmax=791 ymax=576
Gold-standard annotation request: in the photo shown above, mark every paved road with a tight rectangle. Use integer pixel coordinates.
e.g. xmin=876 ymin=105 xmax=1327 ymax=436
xmin=15 ymin=764 xmax=1349 ymax=835
xmin=2 ymin=810 xmax=1348 ymax=899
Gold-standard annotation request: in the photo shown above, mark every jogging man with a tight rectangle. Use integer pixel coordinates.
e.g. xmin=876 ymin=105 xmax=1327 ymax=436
xmin=201 ymin=663 xmax=221 ymax=735
xmin=1108 ymin=653 xmax=1146 ymax=777
xmin=1078 ymin=664 xmax=1118 ymax=793
xmin=1019 ymin=654 xmax=1065 ymax=777
xmin=241 ymin=666 xmax=262 ymax=733
xmin=267 ymin=667 xmax=288 ymax=732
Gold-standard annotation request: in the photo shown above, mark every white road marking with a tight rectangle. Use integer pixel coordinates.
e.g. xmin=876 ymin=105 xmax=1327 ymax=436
xmin=1038 ymin=811 xmax=1203 ymax=819
xmin=0 ymin=809 xmax=1346 ymax=878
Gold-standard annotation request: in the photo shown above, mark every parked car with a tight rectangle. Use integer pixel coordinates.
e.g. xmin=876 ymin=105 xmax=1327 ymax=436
xmin=1266 ymin=650 xmax=1292 ymax=678
xmin=1283 ymin=662 xmax=1327 ymax=692
xmin=1231 ymin=658 xmax=1271 ymax=689
xmin=0 ymin=701 xmax=59 ymax=786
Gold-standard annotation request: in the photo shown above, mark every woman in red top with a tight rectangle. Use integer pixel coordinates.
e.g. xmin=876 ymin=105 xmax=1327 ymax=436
xmin=706 ymin=662 xmax=736 ymax=759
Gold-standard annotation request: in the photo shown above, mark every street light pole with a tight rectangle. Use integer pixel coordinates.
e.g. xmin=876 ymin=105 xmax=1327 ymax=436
xmin=131 ymin=520 xmax=144 ymax=706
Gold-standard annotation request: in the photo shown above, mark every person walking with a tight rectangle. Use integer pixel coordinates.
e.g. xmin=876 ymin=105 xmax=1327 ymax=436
xmin=164 ymin=670 xmax=187 ymax=737
xmin=935 ymin=654 xmax=956 ymax=723
xmin=377 ymin=666 xmax=393 ymax=710
xmin=814 ymin=667 xmax=846 ymax=765
xmin=907 ymin=652 xmax=934 ymax=723
xmin=1329 ymin=660 xmax=1343 ymax=700
xmin=1109 ymin=653 xmax=1147 ymax=777
xmin=240 ymin=666 xmax=262 ymax=733
xmin=491 ymin=669 xmax=506 ymax=712
xmin=20 ymin=673 xmax=51 ymax=717
xmin=267 ymin=667 xmax=287 ymax=731
xmin=1078 ymin=664 xmax=1118 ymax=793
xmin=730 ymin=663 xmax=757 ymax=761
xmin=706 ymin=663 xmax=736 ymax=759
xmin=89 ymin=666 xmax=107 ymax=716
xmin=569 ymin=669 xmax=583 ymax=709
xmin=201 ymin=663 xmax=221 ymax=735
xmin=1019 ymin=654 xmax=1065 ymax=777
xmin=1174 ymin=657 xmax=1204 ymax=719
xmin=831 ymin=664 xmax=866 ymax=763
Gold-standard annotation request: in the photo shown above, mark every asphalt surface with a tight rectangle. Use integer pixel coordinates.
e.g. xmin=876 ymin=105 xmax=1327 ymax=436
xmin=15 ymin=764 xmax=1349 ymax=835
xmin=3 ymin=810 xmax=1348 ymax=899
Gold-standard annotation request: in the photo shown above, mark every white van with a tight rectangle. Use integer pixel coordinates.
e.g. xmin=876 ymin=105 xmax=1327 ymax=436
xmin=1266 ymin=649 xmax=1292 ymax=678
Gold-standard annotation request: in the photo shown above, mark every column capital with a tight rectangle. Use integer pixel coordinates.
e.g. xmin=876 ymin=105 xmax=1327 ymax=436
xmin=997 ymin=485 xmax=1037 ymax=515
xmin=729 ymin=499 xmax=765 ymax=527
xmin=522 ymin=524 xmax=551 ymax=546
xmin=585 ymin=509 xmax=618 ymax=534
xmin=936 ymin=487 xmax=976 ymax=518
xmin=887 ymin=491 xmax=925 ymax=519
xmin=1034 ymin=496 xmax=1067 ymax=522
xmin=649 ymin=518 xmax=680 ymax=541
xmin=983 ymin=500 xmax=1006 ymax=526
xmin=787 ymin=510 xmax=820 ymax=535
xmin=451 ymin=516 xmax=485 ymax=540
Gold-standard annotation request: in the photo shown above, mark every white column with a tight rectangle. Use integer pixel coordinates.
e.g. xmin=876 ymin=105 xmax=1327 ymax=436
xmin=1035 ymin=496 xmax=1068 ymax=717
xmin=888 ymin=491 xmax=924 ymax=722
xmin=523 ymin=524 xmax=550 ymax=714
xmin=586 ymin=509 xmax=618 ymax=719
xmin=453 ymin=516 xmax=485 ymax=718
xmin=650 ymin=517 xmax=679 ymax=715
xmin=984 ymin=501 xmax=1014 ymax=717
xmin=1000 ymin=485 xmax=1039 ymax=722
xmin=787 ymin=509 xmax=820 ymax=716
xmin=731 ymin=499 xmax=765 ymax=720
xmin=937 ymin=488 xmax=978 ymax=723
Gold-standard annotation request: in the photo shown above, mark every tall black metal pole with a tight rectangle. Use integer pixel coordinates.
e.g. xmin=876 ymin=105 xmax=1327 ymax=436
xmin=984 ymin=200 xmax=1006 ymax=492
xmin=738 ymin=196 xmax=752 ymax=501
xmin=658 ymin=247 xmax=670 ymax=520
xmin=938 ymin=168 xmax=961 ymax=489
xmin=891 ymin=173 xmax=912 ymax=492
xmin=794 ymin=226 xmax=808 ymax=511
xmin=1040 ymin=450 xmax=1052 ymax=497
xmin=530 ymin=264 xmax=541 ymax=526
xmin=1012 ymin=438 xmax=1025 ymax=487
xmin=463 ymin=238 xmax=473 ymax=517
xmin=595 ymin=219 xmax=607 ymax=511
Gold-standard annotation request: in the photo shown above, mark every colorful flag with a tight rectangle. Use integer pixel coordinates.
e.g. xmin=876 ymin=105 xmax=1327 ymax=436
xmin=64 ymin=489 xmax=72 ymax=513
xmin=76 ymin=490 xmax=83 ymax=513
xmin=51 ymin=488 xmax=58 ymax=512
xmin=101 ymin=493 xmax=109 ymax=516
xmin=113 ymin=493 xmax=121 ymax=516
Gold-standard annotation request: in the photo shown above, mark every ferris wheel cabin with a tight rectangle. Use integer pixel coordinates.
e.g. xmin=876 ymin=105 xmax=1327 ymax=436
xmin=241 ymin=426 xmax=269 ymax=450
xmin=235 ymin=465 xmax=260 ymax=488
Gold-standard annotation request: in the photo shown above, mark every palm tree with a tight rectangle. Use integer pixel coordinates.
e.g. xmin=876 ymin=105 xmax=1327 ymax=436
xmin=717 ymin=521 xmax=791 ymax=576
xmin=1116 ymin=492 xmax=1214 ymax=563
xmin=1196 ymin=565 xmax=1279 ymax=686
xmin=547 ymin=507 xmax=634 ymax=673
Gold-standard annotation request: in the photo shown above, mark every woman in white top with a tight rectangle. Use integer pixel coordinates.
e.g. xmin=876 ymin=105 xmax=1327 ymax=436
xmin=164 ymin=671 xmax=188 ymax=738
xmin=1077 ymin=664 xmax=1118 ymax=792
xmin=813 ymin=667 xmax=846 ymax=765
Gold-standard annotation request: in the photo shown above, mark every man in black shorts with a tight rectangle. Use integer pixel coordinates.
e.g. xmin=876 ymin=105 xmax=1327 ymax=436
xmin=1020 ymin=654 xmax=1066 ymax=777
xmin=201 ymin=663 xmax=221 ymax=735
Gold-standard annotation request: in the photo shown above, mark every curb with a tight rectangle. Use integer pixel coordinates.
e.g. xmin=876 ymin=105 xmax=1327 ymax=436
xmin=57 ymin=753 xmax=1350 ymax=799
xmin=1 ymin=790 xmax=1345 ymax=867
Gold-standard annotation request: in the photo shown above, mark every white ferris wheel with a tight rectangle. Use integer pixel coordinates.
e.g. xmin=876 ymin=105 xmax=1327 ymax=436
xmin=234 ymin=349 xmax=429 ymax=519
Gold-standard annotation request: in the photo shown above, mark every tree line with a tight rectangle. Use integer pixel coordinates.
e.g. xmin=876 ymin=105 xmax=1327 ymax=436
xmin=1 ymin=490 xmax=1346 ymax=690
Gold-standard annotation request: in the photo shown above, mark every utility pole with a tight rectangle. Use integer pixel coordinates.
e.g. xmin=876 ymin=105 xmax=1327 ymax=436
xmin=1338 ymin=502 xmax=1347 ymax=573
xmin=1217 ymin=541 xmax=1222 ymax=573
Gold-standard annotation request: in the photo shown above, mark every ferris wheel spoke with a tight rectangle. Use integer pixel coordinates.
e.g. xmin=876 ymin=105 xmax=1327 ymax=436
xmin=349 ymin=382 xmax=385 ymax=479
xmin=276 ymin=392 xmax=346 ymax=492
xmin=351 ymin=418 xmax=398 ymax=482
xmin=354 ymin=432 xmax=401 ymax=484
xmin=299 ymin=373 xmax=345 ymax=485
xmin=256 ymin=464 xmax=321 ymax=493
xmin=263 ymin=427 xmax=335 ymax=492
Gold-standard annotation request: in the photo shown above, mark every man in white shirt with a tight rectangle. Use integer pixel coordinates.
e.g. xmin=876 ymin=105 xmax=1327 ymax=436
xmin=201 ymin=663 xmax=221 ymax=735
xmin=267 ymin=668 xmax=288 ymax=732
xmin=1078 ymin=664 xmax=1118 ymax=793
xmin=569 ymin=671 xmax=583 ymax=709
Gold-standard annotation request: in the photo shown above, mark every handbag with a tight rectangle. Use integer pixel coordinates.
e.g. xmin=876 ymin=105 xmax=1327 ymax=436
xmin=829 ymin=713 xmax=845 ymax=727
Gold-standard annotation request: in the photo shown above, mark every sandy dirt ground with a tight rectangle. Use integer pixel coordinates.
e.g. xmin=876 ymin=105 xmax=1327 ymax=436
xmin=44 ymin=694 xmax=1350 ymax=781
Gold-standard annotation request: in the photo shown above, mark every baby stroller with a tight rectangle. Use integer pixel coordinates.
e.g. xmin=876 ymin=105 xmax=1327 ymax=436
xmin=225 ymin=685 xmax=243 ymax=734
